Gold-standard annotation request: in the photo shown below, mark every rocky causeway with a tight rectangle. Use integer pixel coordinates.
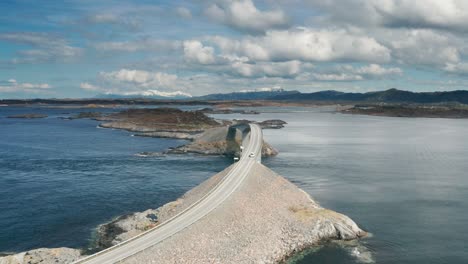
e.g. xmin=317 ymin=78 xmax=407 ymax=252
xmin=0 ymin=107 xmax=367 ymax=264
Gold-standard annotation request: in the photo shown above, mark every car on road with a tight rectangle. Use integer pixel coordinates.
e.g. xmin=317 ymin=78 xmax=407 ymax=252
xmin=248 ymin=152 xmax=255 ymax=158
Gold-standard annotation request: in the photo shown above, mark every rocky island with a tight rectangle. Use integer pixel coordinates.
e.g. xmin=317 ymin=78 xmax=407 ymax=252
xmin=343 ymin=104 xmax=468 ymax=118
xmin=80 ymin=107 xmax=280 ymax=157
xmin=7 ymin=113 xmax=48 ymax=119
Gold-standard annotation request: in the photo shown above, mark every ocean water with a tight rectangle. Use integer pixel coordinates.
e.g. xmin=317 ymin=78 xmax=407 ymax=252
xmin=215 ymin=108 xmax=468 ymax=264
xmin=2 ymin=106 xmax=468 ymax=264
xmin=0 ymin=106 xmax=230 ymax=252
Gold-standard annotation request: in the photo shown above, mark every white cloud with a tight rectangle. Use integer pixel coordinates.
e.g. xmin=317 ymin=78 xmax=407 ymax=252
xmin=312 ymin=73 xmax=364 ymax=81
xmin=307 ymin=0 xmax=468 ymax=32
xmin=239 ymin=86 xmax=283 ymax=92
xmin=444 ymin=63 xmax=468 ymax=75
xmin=209 ymin=28 xmax=391 ymax=63
xmin=0 ymin=79 xmax=51 ymax=93
xmin=388 ymin=29 xmax=460 ymax=65
xmin=82 ymin=69 xmax=194 ymax=97
xmin=309 ymin=64 xmax=401 ymax=82
xmin=373 ymin=0 xmax=468 ymax=32
xmin=100 ymin=69 xmax=178 ymax=88
xmin=80 ymin=82 xmax=101 ymax=91
xmin=230 ymin=60 xmax=303 ymax=78
xmin=183 ymin=41 xmax=216 ymax=64
xmin=205 ymin=0 xmax=288 ymax=33
xmin=118 ymin=90 xmax=192 ymax=97
xmin=351 ymin=64 xmax=402 ymax=76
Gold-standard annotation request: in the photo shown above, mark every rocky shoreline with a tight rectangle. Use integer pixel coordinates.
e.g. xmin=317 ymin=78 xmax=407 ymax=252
xmin=343 ymin=104 xmax=468 ymax=118
xmin=74 ymin=108 xmax=281 ymax=157
xmin=103 ymin=163 xmax=367 ymax=264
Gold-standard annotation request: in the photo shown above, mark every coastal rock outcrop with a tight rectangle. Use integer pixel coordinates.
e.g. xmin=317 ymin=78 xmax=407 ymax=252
xmin=67 ymin=107 xmax=282 ymax=157
xmin=0 ymin=163 xmax=365 ymax=264
xmin=7 ymin=114 xmax=47 ymax=119
xmin=0 ymin=248 xmax=81 ymax=264
xmin=166 ymin=126 xmax=278 ymax=157
xmin=92 ymin=166 xmax=230 ymax=251
xmin=97 ymin=108 xmax=220 ymax=132
xmin=99 ymin=163 xmax=366 ymax=263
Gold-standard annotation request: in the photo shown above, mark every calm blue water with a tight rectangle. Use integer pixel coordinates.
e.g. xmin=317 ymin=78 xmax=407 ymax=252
xmin=0 ymin=106 xmax=230 ymax=252
xmin=216 ymin=109 xmax=468 ymax=264
xmin=2 ymin=106 xmax=468 ymax=264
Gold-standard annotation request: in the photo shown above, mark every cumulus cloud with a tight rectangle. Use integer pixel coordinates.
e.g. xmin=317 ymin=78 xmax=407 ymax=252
xmin=0 ymin=32 xmax=82 ymax=63
xmin=310 ymin=64 xmax=401 ymax=82
xmin=183 ymin=41 xmax=217 ymax=64
xmin=444 ymin=63 xmax=468 ymax=75
xmin=375 ymin=0 xmax=468 ymax=31
xmin=230 ymin=60 xmax=303 ymax=78
xmin=205 ymin=0 xmax=288 ymax=33
xmin=308 ymin=0 xmax=468 ymax=32
xmin=208 ymin=28 xmax=391 ymax=63
xmin=388 ymin=29 xmax=460 ymax=65
xmin=348 ymin=64 xmax=402 ymax=76
xmin=312 ymin=73 xmax=364 ymax=81
xmin=80 ymin=69 xmax=193 ymax=97
xmin=100 ymin=69 xmax=178 ymax=88
xmin=0 ymin=79 xmax=51 ymax=93
xmin=80 ymin=82 xmax=101 ymax=91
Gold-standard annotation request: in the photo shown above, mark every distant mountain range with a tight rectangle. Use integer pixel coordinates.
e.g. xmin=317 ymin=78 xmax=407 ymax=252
xmin=269 ymin=88 xmax=468 ymax=104
xmin=192 ymin=89 xmax=299 ymax=100
xmin=2 ymin=88 xmax=468 ymax=105
xmin=95 ymin=90 xmax=192 ymax=100
xmin=190 ymin=88 xmax=468 ymax=104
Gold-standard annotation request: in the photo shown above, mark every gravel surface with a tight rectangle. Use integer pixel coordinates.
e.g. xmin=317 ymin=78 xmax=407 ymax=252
xmin=120 ymin=163 xmax=365 ymax=264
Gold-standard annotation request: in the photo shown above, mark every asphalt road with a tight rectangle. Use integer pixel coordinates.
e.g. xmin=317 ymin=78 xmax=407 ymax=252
xmin=74 ymin=124 xmax=263 ymax=264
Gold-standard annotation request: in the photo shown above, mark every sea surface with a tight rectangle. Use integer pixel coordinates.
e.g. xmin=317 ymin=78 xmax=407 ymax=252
xmin=0 ymin=106 xmax=230 ymax=252
xmin=1 ymin=106 xmax=468 ymax=264
xmin=216 ymin=107 xmax=468 ymax=264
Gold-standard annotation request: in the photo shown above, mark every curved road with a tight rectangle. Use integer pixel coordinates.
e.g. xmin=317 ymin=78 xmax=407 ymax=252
xmin=74 ymin=124 xmax=263 ymax=264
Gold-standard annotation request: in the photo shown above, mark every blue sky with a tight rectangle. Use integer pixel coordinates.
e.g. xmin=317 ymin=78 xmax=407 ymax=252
xmin=1 ymin=0 xmax=468 ymax=98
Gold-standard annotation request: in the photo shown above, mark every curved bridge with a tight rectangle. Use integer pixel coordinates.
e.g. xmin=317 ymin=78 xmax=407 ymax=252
xmin=74 ymin=124 xmax=263 ymax=264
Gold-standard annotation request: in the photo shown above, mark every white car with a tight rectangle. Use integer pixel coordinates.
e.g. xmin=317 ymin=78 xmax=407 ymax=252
xmin=248 ymin=152 xmax=255 ymax=158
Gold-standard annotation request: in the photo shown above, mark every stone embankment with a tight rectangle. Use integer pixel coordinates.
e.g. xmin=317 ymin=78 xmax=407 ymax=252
xmin=96 ymin=163 xmax=366 ymax=263
xmin=0 ymin=248 xmax=81 ymax=264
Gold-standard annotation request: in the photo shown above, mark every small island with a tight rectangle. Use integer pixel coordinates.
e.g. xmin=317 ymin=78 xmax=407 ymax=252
xmin=343 ymin=104 xmax=468 ymax=118
xmin=75 ymin=107 xmax=281 ymax=157
xmin=7 ymin=113 xmax=48 ymax=119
